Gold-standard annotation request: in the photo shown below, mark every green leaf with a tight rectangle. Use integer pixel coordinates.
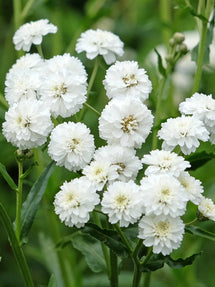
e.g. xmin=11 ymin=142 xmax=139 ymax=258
xmin=186 ymin=225 xmax=215 ymax=242
xmin=154 ymin=48 xmax=166 ymax=77
xmin=20 ymin=162 xmax=38 ymax=180
xmin=164 ymin=252 xmax=201 ymax=269
xmin=185 ymin=151 xmax=215 ymax=170
xmin=0 ymin=203 xmax=34 ymax=287
xmin=0 ymin=162 xmax=17 ymax=191
xmin=20 ymin=161 xmax=54 ymax=240
xmin=70 ymin=231 xmax=106 ymax=273
xmin=81 ymin=223 xmax=130 ymax=258
xmin=48 ymin=274 xmax=57 ymax=287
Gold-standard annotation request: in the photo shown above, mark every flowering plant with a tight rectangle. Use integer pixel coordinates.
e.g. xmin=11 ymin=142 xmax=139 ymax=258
xmin=0 ymin=1 xmax=215 ymax=287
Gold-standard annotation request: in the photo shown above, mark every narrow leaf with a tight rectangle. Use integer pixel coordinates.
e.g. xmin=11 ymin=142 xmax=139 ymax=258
xmin=154 ymin=48 xmax=166 ymax=77
xmin=0 ymin=203 xmax=34 ymax=287
xmin=48 ymin=274 xmax=57 ymax=287
xmin=20 ymin=161 xmax=54 ymax=239
xmin=0 ymin=162 xmax=17 ymax=191
xmin=82 ymin=223 xmax=130 ymax=258
xmin=186 ymin=225 xmax=215 ymax=242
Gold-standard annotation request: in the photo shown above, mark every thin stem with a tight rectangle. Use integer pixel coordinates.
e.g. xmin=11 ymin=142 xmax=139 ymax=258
xmin=36 ymin=45 xmax=44 ymax=58
xmin=0 ymin=92 xmax=9 ymax=109
xmin=13 ymin=0 xmax=22 ymax=31
xmin=16 ymin=160 xmax=23 ymax=241
xmin=21 ymin=0 xmax=35 ymax=19
xmin=141 ymin=247 xmax=153 ymax=266
xmin=114 ymin=224 xmax=133 ymax=254
xmin=143 ymin=272 xmax=151 ymax=287
xmin=160 ymin=0 xmax=171 ymax=46
xmin=87 ymin=57 xmax=99 ymax=99
xmin=185 ymin=218 xmax=198 ymax=225
xmin=132 ymin=263 xmax=142 ymax=287
xmin=83 ymin=102 xmax=101 ymax=116
xmin=110 ymin=250 xmax=118 ymax=287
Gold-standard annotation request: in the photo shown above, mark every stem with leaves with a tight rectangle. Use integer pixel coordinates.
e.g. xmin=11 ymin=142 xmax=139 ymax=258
xmin=16 ymin=159 xmax=23 ymax=241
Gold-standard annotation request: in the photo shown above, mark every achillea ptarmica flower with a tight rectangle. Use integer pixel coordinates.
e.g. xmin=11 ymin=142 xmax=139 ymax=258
xmin=54 ymin=177 xmax=100 ymax=228
xmin=103 ymin=61 xmax=152 ymax=101
xmin=94 ymin=145 xmax=142 ymax=182
xmin=99 ymin=97 xmax=154 ymax=148
xmin=138 ymin=215 xmax=185 ymax=256
xmin=140 ymin=174 xmax=188 ymax=217
xmin=13 ymin=19 xmax=57 ymax=52
xmin=2 ymin=99 xmax=53 ymax=150
xmin=40 ymin=54 xmax=88 ymax=118
xmin=75 ymin=29 xmax=124 ymax=64
xmin=198 ymin=197 xmax=215 ymax=221
xmin=178 ymin=172 xmax=203 ymax=205
xmin=158 ymin=115 xmax=209 ymax=155
xmin=101 ymin=180 xmax=144 ymax=227
xmin=142 ymin=149 xmax=190 ymax=177
xmin=48 ymin=122 xmax=95 ymax=171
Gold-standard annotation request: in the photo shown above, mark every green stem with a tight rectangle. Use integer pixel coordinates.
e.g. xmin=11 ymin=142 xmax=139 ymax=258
xmin=83 ymin=102 xmax=101 ymax=116
xmin=160 ymin=0 xmax=171 ymax=46
xmin=185 ymin=218 xmax=198 ymax=225
xmin=141 ymin=247 xmax=153 ymax=266
xmin=110 ymin=250 xmax=118 ymax=287
xmin=0 ymin=203 xmax=34 ymax=287
xmin=143 ymin=272 xmax=151 ymax=287
xmin=16 ymin=160 xmax=23 ymax=241
xmin=21 ymin=0 xmax=35 ymax=19
xmin=132 ymin=262 xmax=142 ymax=287
xmin=114 ymin=224 xmax=133 ymax=254
xmin=13 ymin=0 xmax=22 ymax=31
xmin=0 ymin=92 xmax=9 ymax=109
xmin=87 ymin=57 xmax=99 ymax=98
xmin=36 ymin=45 xmax=44 ymax=58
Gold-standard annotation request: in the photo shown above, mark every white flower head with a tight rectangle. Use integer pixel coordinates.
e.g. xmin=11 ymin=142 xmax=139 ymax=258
xmin=83 ymin=160 xmax=118 ymax=191
xmin=48 ymin=122 xmax=95 ymax=171
xmin=40 ymin=54 xmax=87 ymax=118
xmin=94 ymin=145 xmax=142 ymax=182
xmin=140 ymin=174 xmax=188 ymax=217
xmin=178 ymin=172 xmax=203 ymax=205
xmin=103 ymin=61 xmax=152 ymax=101
xmin=158 ymin=115 xmax=209 ymax=155
xmin=99 ymin=97 xmax=153 ymax=148
xmin=101 ymin=181 xmax=144 ymax=227
xmin=13 ymin=19 xmax=57 ymax=52
xmin=198 ymin=197 xmax=215 ymax=221
xmin=54 ymin=177 xmax=100 ymax=228
xmin=2 ymin=99 xmax=53 ymax=150
xmin=142 ymin=149 xmax=190 ymax=177
xmin=75 ymin=29 xmax=124 ymax=64
xmin=138 ymin=215 xmax=185 ymax=256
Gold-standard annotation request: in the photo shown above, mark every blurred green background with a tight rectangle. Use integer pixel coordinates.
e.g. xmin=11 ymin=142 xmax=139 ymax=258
xmin=0 ymin=0 xmax=215 ymax=286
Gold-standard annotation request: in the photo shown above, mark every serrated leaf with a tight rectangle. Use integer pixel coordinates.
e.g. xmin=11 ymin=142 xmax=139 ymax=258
xmin=154 ymin=48 xmax=166 ymax=77
xmin=81 ymin=223 xmax=130 ymax=258
xmin=186 ymin=225 xmax=215 ymax=242
xmin=185 ymin=151 xmax=215 ymax=170
xmin=70 ymin=231 xmax=106 ymax=273
xmin=0 ymin=162 xmax=17 ymax=191
xmin=20 ymin=161 xmax=54 ymax=240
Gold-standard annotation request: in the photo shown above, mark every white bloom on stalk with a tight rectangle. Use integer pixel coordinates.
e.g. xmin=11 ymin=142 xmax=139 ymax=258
xmin=101 ymin=181 xmax=144 ymax=227
xmin=138 ymin=215 xmax=185 ymax=256
xmin=178 ymin=172 xmax=203 ymax=205
xmin=75 ymin=29 xmax=124 ymax=64
xmin=158 ymin=115 xmax=209 ymax=155
xmin=142 ymin=149 xmax=190 ymax=177
xmin=198 ymin=197 xmax=215 ymax=221
xmin=140 ymin=174 xmax=188 ymax=217
xmin=40 ymin=54 xmax=87 ymax=118
xmin=13 ymin=19 xmax=57 ymax=52
xmin=83 ymin=160 xmax=118 ymax=191
xmin=94 ymin=145 xmax=142 ymax=182
xmin=99 ymin=97 xmax=153 ymax=148
xmin=48 ymin=122 xmax=95 ymax=171
xmin=54 ymin=177 xmax=100 ymax=228
xmin=2 ymin=99 xmax=53 ymax=150
xmin=103 ymin=61 xmax=152 ymax=101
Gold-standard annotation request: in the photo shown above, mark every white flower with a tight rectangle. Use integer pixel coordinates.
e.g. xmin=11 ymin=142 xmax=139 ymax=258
xmin=142 ymin=149 xmax=190 ymax=177
xmin=101 ymin=181 xmax=144 ymax=227
xmin=198 ymin=197 xmax=215 ymax=221
xmin=54 ymin=177 xmax=100 ymax=228
xmin=48 ymin=122 xmax=95 ymax=171
xmin=40 ymin=54 xmax=87 ymax=118
xmin=75 ymin=29 xmax=124 ymax=64
xmin=83 ymin=160 xmax=118 ymax=191
xmin=178 ymin=172 xmax=203 ymax=205
xmin=140 ymin=174 xmax=188 ymax=217
xmin=13 ymin=19 xmax=57 ymax=52
xmin=138 ymin=215 xmax=185 ymax=256
xmin=99 ymin=97 xmax=153 ymax=148
xmin=94 ymin=145 xmax=142 ymax=182
xmin=103 ymin=61 xmax=152 ymax=101
xmin=158 ymin=115 xmax=209 ymax=155
xmin=2 ymin=99 xmax=53 ymax=150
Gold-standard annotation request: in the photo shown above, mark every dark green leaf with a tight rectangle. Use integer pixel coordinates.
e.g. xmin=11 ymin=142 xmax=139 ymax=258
xmin=164 ymin=252 xmax=201 ymax=269
xmin=48 ymin=274 xmax=57 ymax=287
xmin=154 ymin=49 xmax=166 ymax=77
xmin=185 ymin=151 xmax=215 ymax=170
xmin=20 ymin=161 xmax=54 ymax=240
xmin=141 ymin=253 xmax=165 ymax=272
xmin=70 ymin=231 xmax=106 ymax=273
xmin=0 ymin=162 xmax=17 ymax=191
xmin=81 ymin=223 xmax=130 ymax=258
xmin=186 ymin=225 xmax=215 ymax=242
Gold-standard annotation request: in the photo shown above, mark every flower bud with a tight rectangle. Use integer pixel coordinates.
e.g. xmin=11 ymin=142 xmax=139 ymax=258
xmin=173 ymin=32 xmax=185 ymax=44
xmin=169 ymin=38 xmax=175 ymax=47
xmin=179 ymin=43 xmax=188 ymax=54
